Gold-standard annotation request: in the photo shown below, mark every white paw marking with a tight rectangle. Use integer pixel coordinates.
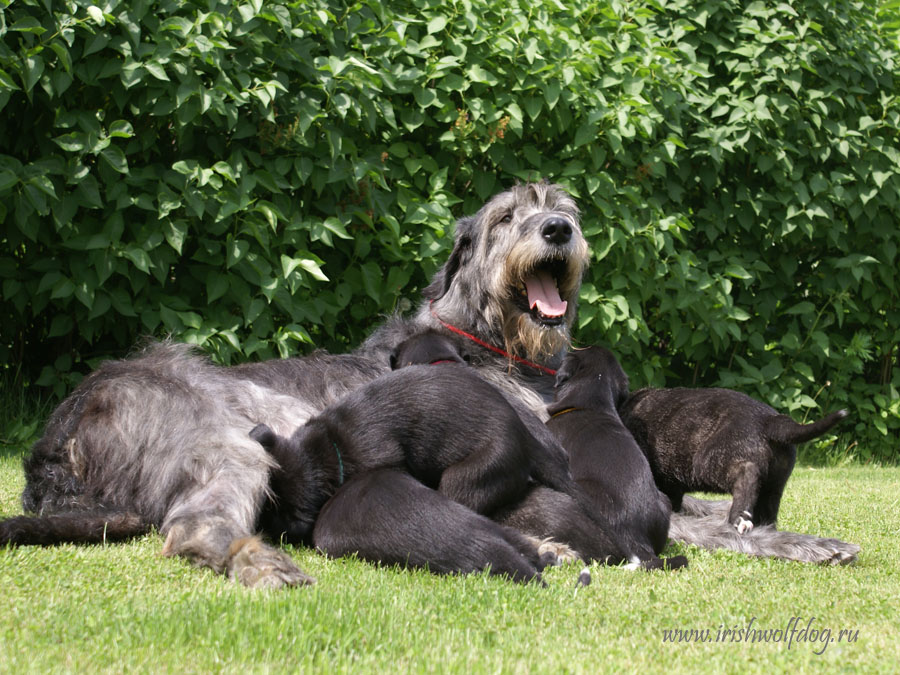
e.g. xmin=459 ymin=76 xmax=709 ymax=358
xmin=735 ymin=516 xmax=754 ymax=534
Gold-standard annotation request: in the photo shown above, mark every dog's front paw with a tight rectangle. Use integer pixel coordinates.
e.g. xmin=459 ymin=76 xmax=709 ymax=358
xmin=227 ymin=536 xmax=316 ymax=589
xmin=525 ymin=536 xmax=583 ymax=565
xmin=821 ymin=538 xmax=861 ymax=566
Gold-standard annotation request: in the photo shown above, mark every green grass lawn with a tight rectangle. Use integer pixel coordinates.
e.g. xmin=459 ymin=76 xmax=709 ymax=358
xmin=1 ymin=448 xmax=898 ymax=673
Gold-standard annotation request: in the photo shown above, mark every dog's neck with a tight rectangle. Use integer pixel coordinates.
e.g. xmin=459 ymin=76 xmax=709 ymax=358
xmin=427 ymin=301 xmax=558 ymax=376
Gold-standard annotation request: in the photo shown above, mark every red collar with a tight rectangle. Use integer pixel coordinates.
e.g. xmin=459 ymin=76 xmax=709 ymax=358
xmin=428 ymin=301 xmax=557 ymax=376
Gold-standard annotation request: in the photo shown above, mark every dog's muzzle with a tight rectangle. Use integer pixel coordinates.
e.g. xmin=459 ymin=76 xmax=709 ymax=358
xmin=541 ymin=217 xmax=573 ymax=246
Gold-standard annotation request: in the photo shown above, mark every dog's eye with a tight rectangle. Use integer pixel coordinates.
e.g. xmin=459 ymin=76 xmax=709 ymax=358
xmin=497 ymin=212 xmax=512 ymax=225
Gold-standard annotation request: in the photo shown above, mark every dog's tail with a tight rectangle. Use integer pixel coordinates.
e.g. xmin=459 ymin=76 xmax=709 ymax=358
xmin=0 ymin=509 xmax=149 ymax=546
xmin=764 ymin=409 xmax=848 ymax=445
xmin=667 ymin=511 xmax=859 ymax=565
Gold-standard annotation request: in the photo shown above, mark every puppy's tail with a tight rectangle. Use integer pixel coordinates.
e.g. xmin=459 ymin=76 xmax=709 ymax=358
xmin=0 ymin=509 xmax=149 ymax=546
xmin=764 ymin=409 xmax=848 ymax=445
xmin=667 ymin=511 xmax=859 ymax=565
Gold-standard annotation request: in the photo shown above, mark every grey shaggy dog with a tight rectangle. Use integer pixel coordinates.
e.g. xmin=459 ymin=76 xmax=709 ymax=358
xmin=0 ymin=182 xmax=859 ymax=588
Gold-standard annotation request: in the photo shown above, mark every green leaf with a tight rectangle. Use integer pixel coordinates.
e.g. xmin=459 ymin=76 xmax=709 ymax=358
xmin=207 ymin=273 xmax=229 ymax=303
xmin=427 ymin=16 xmax=447 ymax=34
xmin=108 ymin=120 xmax=134 ymax=138
xmin=22 ymin=56 xmax=44 ymax=93
xmin=87 ymin=6 xmax=106 ymax=26
xmin=100 ymin=146 xmax=128 ymax=173
xmin=122 ymin=246 xmax=151 ymax=273
xmin=0 ymin=170 xmax=19 ymax=192
xmin=323 ymin=217 xmax=352 ymax=240
xmin=784 ymin=301 xmax=815 ymax=315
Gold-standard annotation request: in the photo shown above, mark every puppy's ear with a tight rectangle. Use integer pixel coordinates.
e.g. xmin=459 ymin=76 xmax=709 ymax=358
xmin=249 ymin=423 xmax=277 ymax=449
xmin=554 ymin=361 xmax=573 ymax=389
xmin=423 ymin=219 xmax=474 ymax=301
xmin=615 ymin=372 xmax=631 ymax=409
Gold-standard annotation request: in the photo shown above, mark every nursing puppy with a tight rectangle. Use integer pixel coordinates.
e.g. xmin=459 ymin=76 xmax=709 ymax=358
xmin=620 ymin=384 xmax=848 ymax=534
xmin=546 ymin=347 xmax=687 ymax=571
xmin=312 ymin=469 xmax=552 ymax=584
xmin=389 ymin=330 xmax=469 ymax=369
xmin=250 ymin=364 xmax=575 ymax=545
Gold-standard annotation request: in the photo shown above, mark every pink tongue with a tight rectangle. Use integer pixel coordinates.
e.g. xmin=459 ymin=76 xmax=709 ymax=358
xmin=525 ymin=270 xmax=567 ymax=317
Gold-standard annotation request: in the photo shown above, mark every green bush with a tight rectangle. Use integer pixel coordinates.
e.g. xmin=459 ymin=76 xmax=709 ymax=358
xmin=1 ymin=0 xmax=897 ymax=462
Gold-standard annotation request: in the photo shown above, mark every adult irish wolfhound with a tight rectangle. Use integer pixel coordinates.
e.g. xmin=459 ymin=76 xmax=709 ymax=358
xmin=0 ymin=183 xmax=858 ymax=588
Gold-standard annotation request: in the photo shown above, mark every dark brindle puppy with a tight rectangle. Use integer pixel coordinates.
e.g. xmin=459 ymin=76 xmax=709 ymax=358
xmin=546 ymin=346 xmax=687 ymax=571
xmin=250 ymin=364 xmax=576 ymax=545
xmin=312 ymin=469 xmax=552 ymax=584
xmin=620 ymin=384 xmax=848 ymax=534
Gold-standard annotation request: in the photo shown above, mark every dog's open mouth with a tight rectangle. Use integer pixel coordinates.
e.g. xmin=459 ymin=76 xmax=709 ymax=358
xmin=514 ymin=261 xmax=568 ymax=326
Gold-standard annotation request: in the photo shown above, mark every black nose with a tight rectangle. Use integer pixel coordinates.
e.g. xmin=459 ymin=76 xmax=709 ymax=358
xmin=541 ymin=218 xmax=573 ymax=245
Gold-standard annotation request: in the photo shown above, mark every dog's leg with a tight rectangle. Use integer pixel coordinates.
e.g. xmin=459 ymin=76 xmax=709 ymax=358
xmin=162 ymin=512 xmax=314 ymax=588
xmin=668 ymin=512 xmax=860 ymax=564
xmin=313 ymin=470 xmax=547 ymax=584
xmin=495 ymin=486 xmax=631 ymax=564
xmin=160 ymin=461 xmax=315 ymax=589
xmin=753 ymin=478 xmax=789 ymax=527
xmin=728 ymin=461 xmax=761 ymax=534
xmin=438 ymin=448 xmax=530 ymax=515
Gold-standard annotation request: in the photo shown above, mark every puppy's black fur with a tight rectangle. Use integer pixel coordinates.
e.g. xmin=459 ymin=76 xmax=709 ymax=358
xmin=389 ymin=330 xmax=469 ymax=368
xmin=251 ymin=365 xmax=575 ymax=544
xmin=620 ymin=383 xmax=848 ymax=533
xmin=545 ymin=346 xmax=687 ymax=570
xmin=312 ymin=469 xmax=551 ymax=584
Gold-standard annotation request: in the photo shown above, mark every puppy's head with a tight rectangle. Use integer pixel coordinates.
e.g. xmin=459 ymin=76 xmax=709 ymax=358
xmin=551 ymin=346 xmax=630 ymax=410
xmin=250 ymin=423 xmax=279 ymax=450
xmin=390 ymin=330 xmax=469 ymax=369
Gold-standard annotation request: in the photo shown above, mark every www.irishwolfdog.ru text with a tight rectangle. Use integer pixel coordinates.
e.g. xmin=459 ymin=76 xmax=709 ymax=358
xmin=662 ymin=617 xmax=858 ymax=655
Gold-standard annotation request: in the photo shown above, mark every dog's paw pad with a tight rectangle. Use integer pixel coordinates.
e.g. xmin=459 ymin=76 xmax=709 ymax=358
xmin=227 ymin=536 xmax=316 ymax=589
xmin=735 ymin=516 xmax=754 ymax=534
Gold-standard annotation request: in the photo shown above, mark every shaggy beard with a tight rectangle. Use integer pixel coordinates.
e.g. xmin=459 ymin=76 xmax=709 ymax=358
xmin=502 ymin=310 xmax=571 ymax=364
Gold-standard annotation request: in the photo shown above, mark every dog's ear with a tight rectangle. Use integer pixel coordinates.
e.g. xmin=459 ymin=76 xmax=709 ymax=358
xmin=423 ymin=218 xmax=475 ymax=301
xmin=249 ymin=423 xmax=277 ymax=449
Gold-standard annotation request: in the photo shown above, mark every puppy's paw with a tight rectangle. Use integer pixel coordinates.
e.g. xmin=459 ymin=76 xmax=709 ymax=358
xmin=735 ymin=516 xmax=754 ymax=535
xmin=227 ymin=536 xmax=316 ymax=589
xmin=623 ymin=555 xmax=642 ymax=571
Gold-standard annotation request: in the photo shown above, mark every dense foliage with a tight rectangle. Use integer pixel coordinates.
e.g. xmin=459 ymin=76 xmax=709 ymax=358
xmin=1 ymin=0 xmax=897 ymax=461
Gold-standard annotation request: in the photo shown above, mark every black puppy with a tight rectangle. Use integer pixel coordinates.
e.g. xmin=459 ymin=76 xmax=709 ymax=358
xmin=250 ymin=361 xmax=574 ymax=545
xmin=546 ymin=346 xmax=687 ymax=571
xmin=312 ymin=468 xmax=553 ymax=584
xmin=620 ymin=381 xmax=848 ymax=534
xmin=389 ymin=330 xmax=468 ymax=368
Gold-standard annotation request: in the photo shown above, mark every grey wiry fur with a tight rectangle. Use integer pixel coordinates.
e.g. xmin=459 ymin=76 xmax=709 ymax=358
xmin=12 ymin=341 xmax=387 ymax=587
xmin=671 ymin=496 xmax=859 ymax=564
